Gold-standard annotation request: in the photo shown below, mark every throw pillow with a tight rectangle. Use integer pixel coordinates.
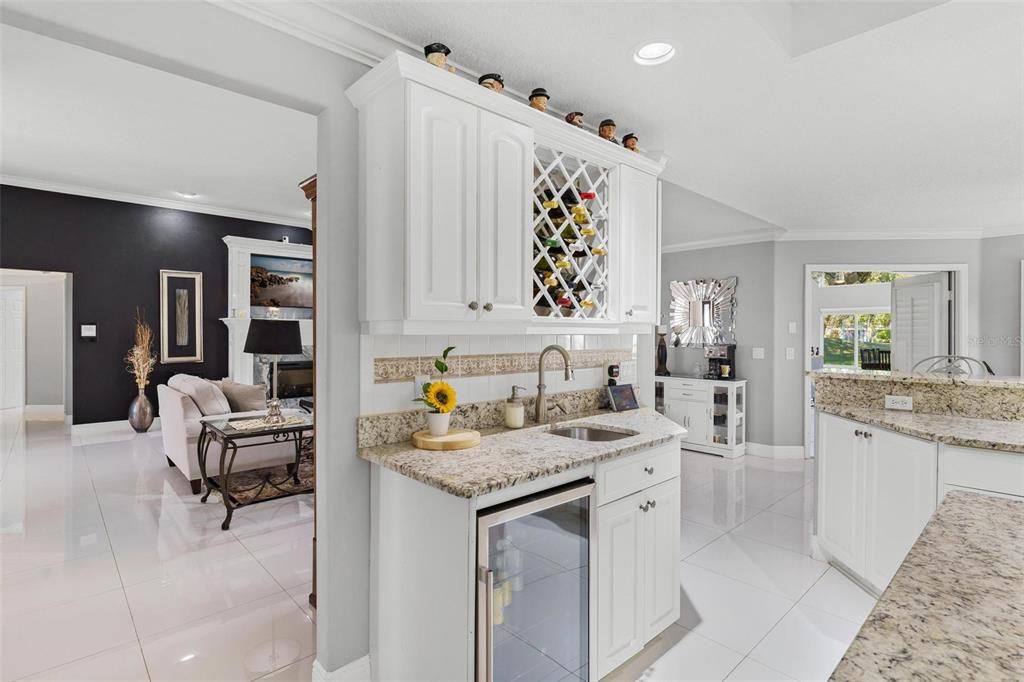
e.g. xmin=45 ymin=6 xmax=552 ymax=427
xmin=168 ymin=374 xmax=232 ymax=416
xmin=217 ymin=379 xmax=268 ymax=412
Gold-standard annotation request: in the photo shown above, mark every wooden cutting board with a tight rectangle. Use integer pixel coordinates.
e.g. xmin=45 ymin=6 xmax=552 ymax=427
xmin=411 ymin=428 xmax=482 ymax=451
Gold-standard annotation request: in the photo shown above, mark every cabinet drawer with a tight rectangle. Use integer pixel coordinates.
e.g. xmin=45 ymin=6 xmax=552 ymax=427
xmin=597 ymin=442 xmax=680 ymax=506
xmin=665 ymin=386 xmax=708 ymax=403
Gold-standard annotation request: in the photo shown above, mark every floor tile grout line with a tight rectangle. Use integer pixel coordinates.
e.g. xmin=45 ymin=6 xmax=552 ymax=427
xmin=78 ymin=430 xmax=154 ymax=682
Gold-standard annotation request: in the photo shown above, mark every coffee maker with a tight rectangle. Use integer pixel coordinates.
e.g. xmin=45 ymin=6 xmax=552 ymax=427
xmin=704 ymin=344 xmax=736 ymax=379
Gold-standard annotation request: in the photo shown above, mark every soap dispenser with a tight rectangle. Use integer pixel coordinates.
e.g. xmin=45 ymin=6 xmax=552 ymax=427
xmin=505 ymin=385 xmax=527 ymax=428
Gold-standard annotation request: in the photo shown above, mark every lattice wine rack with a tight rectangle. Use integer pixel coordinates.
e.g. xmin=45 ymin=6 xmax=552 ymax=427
xmin=532 ymin=145 xmax=611 ymax=319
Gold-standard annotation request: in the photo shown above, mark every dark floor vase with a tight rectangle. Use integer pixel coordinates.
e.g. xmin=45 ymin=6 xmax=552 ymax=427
xmin=128 ymin=389 xmax=155 ymax=432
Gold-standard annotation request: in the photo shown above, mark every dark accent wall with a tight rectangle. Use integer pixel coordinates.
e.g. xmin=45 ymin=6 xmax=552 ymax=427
xmin=0 ymin=186 xmax=312 ymax=424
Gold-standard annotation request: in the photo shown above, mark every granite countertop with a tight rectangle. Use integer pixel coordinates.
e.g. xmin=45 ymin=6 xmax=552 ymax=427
xmin=818 ymin=405 xmax=1024 ymax=454
xmin=832 ymin=491 xmax=1024 ymax=681
xmin=358 ymin=408 xmax=685 ymax=498
xmin=809 ymin=369 xmax=1024 ymax=388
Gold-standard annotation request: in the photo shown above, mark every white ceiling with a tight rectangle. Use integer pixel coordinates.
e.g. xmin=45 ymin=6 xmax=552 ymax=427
xmin=339 ymin=0 xmax=1024 ymax=239
xmin=0 ymin=25 xmax=316 ymax=227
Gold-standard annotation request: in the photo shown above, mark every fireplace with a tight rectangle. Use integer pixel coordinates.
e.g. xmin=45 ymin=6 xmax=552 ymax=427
xmin=276 ymin=360 xmax=313 ymax=399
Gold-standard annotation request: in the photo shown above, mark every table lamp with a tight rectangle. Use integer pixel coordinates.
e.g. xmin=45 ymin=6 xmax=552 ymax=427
xmin=244 ymin=319 xmax=302 ymax=424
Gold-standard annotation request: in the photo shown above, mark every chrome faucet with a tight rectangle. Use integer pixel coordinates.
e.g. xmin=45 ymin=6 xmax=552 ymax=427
xmin=536 ymin=344 xmax=574 ymax=424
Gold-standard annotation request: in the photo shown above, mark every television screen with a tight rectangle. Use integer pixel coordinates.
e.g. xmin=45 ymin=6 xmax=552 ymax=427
xmin=250 ymin=255 xmax=313 ymax=309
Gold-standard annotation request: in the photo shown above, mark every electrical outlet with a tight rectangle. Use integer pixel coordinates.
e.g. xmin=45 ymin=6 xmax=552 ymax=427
xmin=885 ymin=395 xmax=914 ymax=411
xmin=786 ymin=347 xmax=795 ymax=360
xmin=752 ymin=347 xmax=765 ymax=360
xmin=788 ymin=321 xmax=797 ymax=334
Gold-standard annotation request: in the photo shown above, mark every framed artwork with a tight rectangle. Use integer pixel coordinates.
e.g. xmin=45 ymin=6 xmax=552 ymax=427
xmin=159 ymin=270 xmax=203 ymax=364
xmin=250 ymin=255 xmax=313 ymax=309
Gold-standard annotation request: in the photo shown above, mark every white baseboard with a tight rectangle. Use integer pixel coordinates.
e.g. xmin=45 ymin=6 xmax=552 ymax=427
xmin=313 ymin=656 xmax=371 ymax=682
xmin=71 ymin=417 xmax=162 ymax=434
xmin=24 ymin=405 xmax=65 ymax=421
xmin=747 ymin=442 xmax=807 ymax=460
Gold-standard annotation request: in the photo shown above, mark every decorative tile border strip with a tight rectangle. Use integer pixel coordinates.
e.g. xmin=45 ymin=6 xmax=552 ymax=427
xmin=374 ymin=348 xmax=632 ymax=384
xmin=357 ymin=387 xmax=609 ymax=448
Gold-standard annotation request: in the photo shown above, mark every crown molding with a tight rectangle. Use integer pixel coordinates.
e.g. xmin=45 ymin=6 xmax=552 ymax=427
xmin=1 ymin=176 xmax=309 ymax=228
xmin=777 ymin=227 xmax=987 ymax=241
xmin=982 ymin=224 xmax=1024 ymax=239
xmin=661 ymin=228 xmax=781 ymax=253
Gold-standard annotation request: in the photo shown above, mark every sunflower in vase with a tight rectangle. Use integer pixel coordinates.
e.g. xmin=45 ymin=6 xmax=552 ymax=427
xmin=415 ymin=345 xmax=458 ymax=436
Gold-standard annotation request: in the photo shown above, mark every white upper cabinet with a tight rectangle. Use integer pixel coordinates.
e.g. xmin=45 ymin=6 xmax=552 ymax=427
xmin=347 ymin=51 xmax=665 ymax=334
xmin=619 ymin=166 xmax=659 ymax=324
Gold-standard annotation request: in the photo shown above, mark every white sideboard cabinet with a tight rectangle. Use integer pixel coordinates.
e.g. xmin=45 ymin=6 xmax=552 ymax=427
xmin=346 ymin=51 xmax=666 ymax=335
xmin=658 ymin=377 xmax=746 ymax=457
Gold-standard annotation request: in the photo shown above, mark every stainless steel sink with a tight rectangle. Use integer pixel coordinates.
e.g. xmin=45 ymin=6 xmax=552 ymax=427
xmin=547 ymin=426 xmax=633 ymax=442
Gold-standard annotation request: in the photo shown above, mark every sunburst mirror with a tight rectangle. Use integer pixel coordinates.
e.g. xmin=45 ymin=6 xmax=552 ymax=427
xmin=669 ymin=277 xmax=738 ymax=346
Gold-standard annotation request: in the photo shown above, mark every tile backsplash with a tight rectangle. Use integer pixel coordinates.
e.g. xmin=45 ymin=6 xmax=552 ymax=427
xmin=362 ymin=334 xmax=635 ymax=415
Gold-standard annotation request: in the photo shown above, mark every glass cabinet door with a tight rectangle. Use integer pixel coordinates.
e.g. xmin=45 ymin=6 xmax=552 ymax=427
xmin=712 ymin=386 xmax=731 ymax=446
xmin=478 ymin=482 xmax=594 ymax=682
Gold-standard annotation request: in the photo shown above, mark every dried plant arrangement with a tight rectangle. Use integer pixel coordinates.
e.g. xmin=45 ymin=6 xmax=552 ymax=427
xmin=125 ymin=307 xmax=157 ymax=389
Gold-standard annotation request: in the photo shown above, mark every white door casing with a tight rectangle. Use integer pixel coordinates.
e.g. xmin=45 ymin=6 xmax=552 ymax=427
xmin=891 ymin=271 xmax=949 ymax=372
xmin=0 ymin=287 xmax=27 ymax=409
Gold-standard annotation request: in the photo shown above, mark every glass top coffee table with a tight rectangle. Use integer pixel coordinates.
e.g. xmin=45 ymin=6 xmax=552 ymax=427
xmin=197 ymin=414 xmax=314 ymax=530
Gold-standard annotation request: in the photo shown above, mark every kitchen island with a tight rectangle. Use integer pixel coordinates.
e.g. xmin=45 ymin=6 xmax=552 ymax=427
xmin=832 ymin=491 xmax=1024 ymax=681
xmin=360 ymin=408 xmax=685 ymax=681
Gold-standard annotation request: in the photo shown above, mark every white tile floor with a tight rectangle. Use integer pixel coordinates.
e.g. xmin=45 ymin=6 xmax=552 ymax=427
xmin=606 ymin=450 xmax=877 ymax=682
xmin=0 ymin=411 xmax=315 ymax=682
xmin=2 ymin=410 xmax=875 ymax=682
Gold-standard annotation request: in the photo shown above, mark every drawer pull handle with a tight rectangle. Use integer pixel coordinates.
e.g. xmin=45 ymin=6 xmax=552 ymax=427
xmin=643 ymin=466 xmax=654 ymax=475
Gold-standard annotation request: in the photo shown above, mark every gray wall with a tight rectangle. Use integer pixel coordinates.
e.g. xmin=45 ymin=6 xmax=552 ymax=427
xmin=661 ymin=235 xmax=1021 ymax=447
xmin=978 ymin=234 xmax=1024 ymax=376
xmin=0 ymin=269 xmax=67 ymax=406
xmin=661 ymin=241 xmax=777 ymax=445
xmin=661 ymin=180 xmax=780 ymax=247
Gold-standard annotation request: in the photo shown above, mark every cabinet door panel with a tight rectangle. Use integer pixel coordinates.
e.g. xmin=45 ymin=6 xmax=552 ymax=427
xmin=817 ymin=413 xmax=864 ymax=571
xmin=478 ymin=111 xmax=533 ymax=320
xmin=863 ymin=428 xmax=936 ymax=590
xmin=642 ymin=479 xmax=680 ymax=642
xmin=596 ymin=492 xmax=644 ymax=678
xmin=408 ymin=84 xmax=478 ymax=321
xmin=619 ymin=166 xmax=658 ymax=323
xmin=681 ymin=401 xmax=708 ymax=446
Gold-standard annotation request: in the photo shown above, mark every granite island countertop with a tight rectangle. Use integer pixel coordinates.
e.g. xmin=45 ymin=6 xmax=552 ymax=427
xmin=831 ymin=491 xmax=1024 ymax=681
xmin=818 ymin=405 xmax=1024 ymax=454
xmin=358 ymin=408 xmax=685 ymax=498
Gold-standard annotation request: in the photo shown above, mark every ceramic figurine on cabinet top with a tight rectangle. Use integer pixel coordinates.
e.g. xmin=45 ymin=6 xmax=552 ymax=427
xmin=598 ymin=118 xmax=617 ymax=142
xmin=622 ymin=133 xmax=639 ymax=152
xmin=528 ymin=87 xmax=550 ymax=112
xmin=478 ymin=73 xmax=504 ymax=92
xmin=565 ymin=111 xmax=584 ymax=127
xmin=423 ymin=43 xmax=456 ymax=73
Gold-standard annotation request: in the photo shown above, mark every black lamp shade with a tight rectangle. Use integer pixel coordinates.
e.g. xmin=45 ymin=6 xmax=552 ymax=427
xmin=244 ymin=319 xmax=302 ymax=355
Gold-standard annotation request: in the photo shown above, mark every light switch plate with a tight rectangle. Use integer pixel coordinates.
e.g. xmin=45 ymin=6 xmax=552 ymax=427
xmin=786 ymin=347 xmax=795 ymax=360
xmin=885 ymin=395 xmax=914 ymax=411
xmin=788 ymin=321 xmax=797 ymax=334
xmin=752 ymin=347 xmax=765 ymax=360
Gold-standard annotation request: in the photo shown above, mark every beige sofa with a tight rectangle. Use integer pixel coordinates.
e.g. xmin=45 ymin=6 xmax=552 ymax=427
xmin=157 ymin=375 xmax=300 ymax=494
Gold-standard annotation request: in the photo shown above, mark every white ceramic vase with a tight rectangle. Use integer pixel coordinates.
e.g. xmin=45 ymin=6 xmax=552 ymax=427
xmin=426 ymin=411 xmax=450 ymax=437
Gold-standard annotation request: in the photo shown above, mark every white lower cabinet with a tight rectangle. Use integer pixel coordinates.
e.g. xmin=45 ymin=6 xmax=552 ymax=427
xmin=816 ymin=413 xmax=937 ymax=593
xmin=938 ymin=444 xmax=1024 ymax=501
xmin=596 ymin=465 xmax=680 ymax=678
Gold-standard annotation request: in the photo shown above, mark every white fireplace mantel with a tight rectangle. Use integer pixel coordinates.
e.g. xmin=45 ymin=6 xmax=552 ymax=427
xmin=221 ymin=236 xmax=313 ymax=384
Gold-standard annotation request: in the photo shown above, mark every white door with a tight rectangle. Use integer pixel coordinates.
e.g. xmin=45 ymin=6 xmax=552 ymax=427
xmin=407 ymin=83 xmax=479 ymax=321
xmin=477 ymin=110 xmax=533 ymax=321
xmin=891 ymin=272 xmax=949 ymax=372
xmin=862 ymin=427 xmax=937 ymax=590
xmin=618 ymin=166 xmax=658 ymax=323
xmin=817 ymin=413 xmax=864 ymax=571
xmin=0 ymin=287 xmax=26 ymax=409
xmin=642 ymin=479 xmax=680 ymax=642
xmin=596 ymin=491 xmax=645 ymax=678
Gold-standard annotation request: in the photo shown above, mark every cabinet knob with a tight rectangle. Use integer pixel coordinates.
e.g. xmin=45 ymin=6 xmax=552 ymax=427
xmin=865 ymin=431 xmax=873 ymax=439
xmin=483 ymin=302 xmax=493 ymax=312
xmin=854 ymin=430 xmax=863 ymax=437
xmin=639 ymin=502 xmax=650 ymax=512
xmin=468 ymin=301 xmax=479 ymax=311
xmin=625 ymin=309 xmax=634 ymax=317
xmin=648 ymin=499 xmax=657 ymax=509
xmin=643 ymin=466 xmax=654 ymax=475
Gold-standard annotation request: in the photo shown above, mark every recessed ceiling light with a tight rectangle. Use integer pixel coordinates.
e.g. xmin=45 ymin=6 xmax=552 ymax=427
xmin=175 ymin=191 xmax=199 ymax=199
xmin=633 ymin=42 xmax=675 ymax=66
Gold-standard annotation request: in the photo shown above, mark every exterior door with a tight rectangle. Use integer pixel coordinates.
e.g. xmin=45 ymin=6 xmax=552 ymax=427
xmin=407 ymin=83 xmax=479 ymax=321
xmin=863 ymin=428 xmax=937 ymax=590
xmin=891 ymin=272 xmax=949 ymax=372
xmin=596 ymin=491 xmax=644 ymax=678
xmin=817 ymin=413 xmax=864 ymax=571
xmin=618 ymin=166 xmax=658 ymax=323
xmin=642 ymin=479 xmax=680 ymax=642
xmin=0 ymin=287 xmax=26 ymax=409
xmin=477 ymin=110 xmax=533 ymax=321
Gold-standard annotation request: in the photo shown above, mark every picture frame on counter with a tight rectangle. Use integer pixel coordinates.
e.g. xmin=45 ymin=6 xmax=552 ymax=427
xmin=159 ymin=269 xmax=204 ymax=364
